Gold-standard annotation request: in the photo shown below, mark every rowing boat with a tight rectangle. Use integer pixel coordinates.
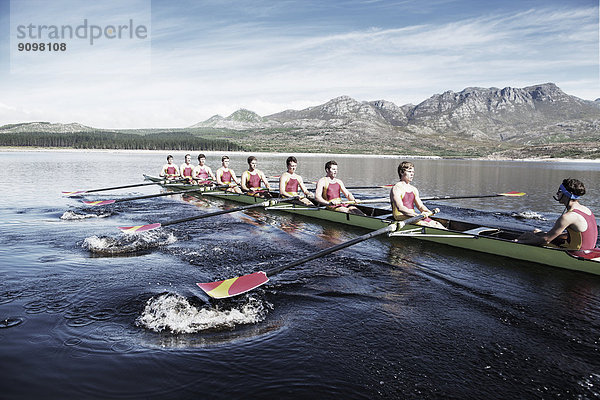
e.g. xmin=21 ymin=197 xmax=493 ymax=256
xmin=143 ymin=175 xmax=600 ymax=275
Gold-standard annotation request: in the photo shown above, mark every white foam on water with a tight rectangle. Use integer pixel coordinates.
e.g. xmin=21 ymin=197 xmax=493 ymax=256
xmin=60 ymin=210 xmax=111 ymax=220
xmin=136 ymin=293 xmax=268 ymax=333
xmin=511 ymin=210 xmax=547 ymax=220
xmin=81 ymin=231 xmax=177 ymax=254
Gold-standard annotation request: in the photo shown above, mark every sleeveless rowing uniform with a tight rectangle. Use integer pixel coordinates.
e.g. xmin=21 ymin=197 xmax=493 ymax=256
xmin=220 ymin=169 xmax=232 ymax=184
xmin=283 ymin=176 xmax=299 ymax=196
xmin=563 ymin=209 xmax=598 ymax=250
xmin=195 ymin=166 xmax=210 ymax=180
xmin=322 ymin=180 xmax=349 ymax=210
xmin=181 ymin=164 xmax=194 ymax=179
xmin=392 ymin=190 xmax=433 ymax=224
xmin=244 ymin=171 xmax=262 ymax=190
xmin=164 ymin=165 xmax=177 ymax=176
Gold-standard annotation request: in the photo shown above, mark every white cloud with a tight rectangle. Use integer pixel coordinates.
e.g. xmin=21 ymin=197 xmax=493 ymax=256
xmin=1 ymin=4 xmax=597 ymax=128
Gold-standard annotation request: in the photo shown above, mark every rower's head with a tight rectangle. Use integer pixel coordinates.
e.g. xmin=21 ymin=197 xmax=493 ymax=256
xmin=247 ymin=156 xmax=258 ymax=170
xmin=286 ymin=156 xmax=298 ymax=173
xmin=198 ymin=154 xmax=206 ymax=165
xmin=554 ymin=178 xmax=585 ymax=203
xmin=325 ymin=160 xmax=338 ymax=178
xmin=398 ymin=161 xmax=415 ymax=181
xmin=166 ymin=155 xmax=174 ymax=163
xmin=221 ymin=155 xmax=230 ymax=167
xmin=184 ymin=154 xmax=191 ymax=164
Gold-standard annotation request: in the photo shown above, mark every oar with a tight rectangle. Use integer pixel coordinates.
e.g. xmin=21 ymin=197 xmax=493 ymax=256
xmin=62 ymin=179 xmax=185 ymax=196
xmin=196 ymin=211 xmax=437 ymax=299
xmin=345 ymin=184 xmax=393 ymax=190
xmin=82 ymin=187 xmax=221 ymax=206
xmin=421 ymin=191 xmax=526 ymax=201
xmin=117 ymin=196 xmax=298 ymax=233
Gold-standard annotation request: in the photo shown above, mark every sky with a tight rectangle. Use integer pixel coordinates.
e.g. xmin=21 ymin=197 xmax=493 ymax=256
xmin=0 ymin=0 xmax=598 ymax=129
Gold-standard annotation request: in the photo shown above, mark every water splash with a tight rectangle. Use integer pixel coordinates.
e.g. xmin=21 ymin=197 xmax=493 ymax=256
xmin=511 ymin=210 xmax=547 ymax=220
xmin=82 ymin=231 xmax=177 ymax=255
xmin=136 ymin=293 xmax=269 ymax=333
xmin=60 ymin=210 xmax=113 ymax=220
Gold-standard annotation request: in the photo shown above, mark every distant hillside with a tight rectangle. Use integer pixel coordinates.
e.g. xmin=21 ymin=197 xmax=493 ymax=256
xmin=187 ymin=83 xmax=600 ymax=157
xmin=2 ymin=83 xmax=599 ymax=158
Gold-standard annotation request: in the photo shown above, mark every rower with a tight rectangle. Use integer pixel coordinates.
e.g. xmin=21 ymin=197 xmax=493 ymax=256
xmin=216 ymin=155 xmax=242 ymax=193
xmin=315 ymin=160 xmax=364 ymax=215
xmin=279 ymin=156 xmax=314 ymax=206
xmin=390 ymin=161 xmax=445 ymax=228
xmin=517 ymin=178 xmax=598 ymax=250
xmin=159 ymin=155 xmax=180 ymax=180
xmin=180 ymin=154 xmax=195 ymax=183
xmin=193 ymin=153 xmax=216 ymax=185
xmin=241 ymin=156 xmax=271 ymax=198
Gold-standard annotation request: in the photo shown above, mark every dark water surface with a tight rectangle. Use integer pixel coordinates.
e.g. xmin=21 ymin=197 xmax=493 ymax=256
xmin=1 ymin=150 xmax=599 ymax=399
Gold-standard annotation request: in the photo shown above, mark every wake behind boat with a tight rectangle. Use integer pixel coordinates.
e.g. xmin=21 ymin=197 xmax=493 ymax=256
xmin=140 ymin=175 xmax=600 ymax=276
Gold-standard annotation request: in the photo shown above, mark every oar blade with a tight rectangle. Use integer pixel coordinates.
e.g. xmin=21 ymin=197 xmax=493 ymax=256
xmin=499 ymin=191 xmax=526 ymax=196
xmin=82 ymin=199 xmax=116 ymax=206
xmin=117 ymin=222 xmax=162 ymax=233
xmin=197 ymin=271 xmax=269 ymax=299
xmin=62 ymin=190 xmax=87 ymax=196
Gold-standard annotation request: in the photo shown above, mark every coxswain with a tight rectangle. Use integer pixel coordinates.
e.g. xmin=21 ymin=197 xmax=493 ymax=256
xmin=390 ymin=161 xmax=445 ymax=228
xmin=216 ymin=155 xmax=242 ymax=193
xmin=315 ymin=160 xmax=364 ymax=215
xmin=193 ymin=153 xmax=216 ymax=186
xmin=279 ymin=156 xmax=314 ymax=206
xmin=180 ymin=154 xmax=195 ymax=183
xmin=159 ymin=155 xmax=180 ymax=180
xmin=241 ymin=156 xmax=271 ymax=198
xmin=517 ymin=178 xmax=598 ymax=250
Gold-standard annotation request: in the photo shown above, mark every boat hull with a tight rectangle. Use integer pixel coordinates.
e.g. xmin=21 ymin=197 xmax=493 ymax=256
xmin=144 ymin=175 xmax=600 ymax=275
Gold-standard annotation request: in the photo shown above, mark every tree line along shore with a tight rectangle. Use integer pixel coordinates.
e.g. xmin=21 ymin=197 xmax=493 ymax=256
xmin=0 ymin=131 xmax=245 ymax=152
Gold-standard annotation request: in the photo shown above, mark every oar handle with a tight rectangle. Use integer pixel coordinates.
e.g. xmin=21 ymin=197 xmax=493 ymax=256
xmin=265 ymin=212 xmax=433 ymax=276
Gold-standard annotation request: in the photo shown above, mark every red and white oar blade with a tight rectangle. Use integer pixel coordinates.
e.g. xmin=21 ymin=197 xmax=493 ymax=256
xmin=499 ymin=191 xmax=526 ymax=196
xmin=62 ymin=190 xmax=87 ymax=196
xmin=379 ymin=184 xmax=393 ymax=188
xmin=117 ymin=222 xmax=162 ymax=233
xmin=197 ymin=271 xmax=269 ymax=299
xmin=82 ymin=200 xmax=116 ymax=206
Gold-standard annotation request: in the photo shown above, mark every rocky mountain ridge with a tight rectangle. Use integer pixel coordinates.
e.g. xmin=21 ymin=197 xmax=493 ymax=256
xmin=191 ymin=83 xmax=600 ymax=140
xmin=2 ymin=83 xmax=599 ymax=158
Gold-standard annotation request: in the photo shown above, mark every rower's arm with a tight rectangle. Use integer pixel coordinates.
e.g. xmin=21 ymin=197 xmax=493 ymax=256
xmin=208 ymin=167 xmax=216 ymax=181
xmin=216 ymin=169 xmax=224 ymax=185
xmin=339 ymin=182 xmax=356 ymax=202
xmin=231 ymin=170 xmax=241 ymax=185
xmin=315 ymin=179 xmax=328 ymax=205
xmin=241 ymin=172 xmax=250 ymax=191
xmin=413 ymin=188 xmax=431 ymax=213
xmin=518 ymin=214 xmax=573 ymax=245
xmin=260 ymin=172 xmax=270 ymax=189
xmin=298 ymin=177 xmax=310 ymax=196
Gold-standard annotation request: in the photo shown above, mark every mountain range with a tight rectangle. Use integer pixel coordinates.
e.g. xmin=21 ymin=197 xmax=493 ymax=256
xmin=2 ymin=83 xmax=600 ymax=158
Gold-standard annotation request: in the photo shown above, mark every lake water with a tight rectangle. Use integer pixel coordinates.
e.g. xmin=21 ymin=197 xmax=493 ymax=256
xmin=1 ymin=150 xmax=600 ymax=399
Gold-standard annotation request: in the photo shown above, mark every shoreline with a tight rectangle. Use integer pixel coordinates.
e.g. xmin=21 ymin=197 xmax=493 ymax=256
xmin=1 ymin=146 xmax=599 ymax=163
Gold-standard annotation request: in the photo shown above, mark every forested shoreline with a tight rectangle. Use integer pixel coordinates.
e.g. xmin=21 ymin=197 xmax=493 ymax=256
xmin=0 ymin=131 xmax=244 ymax=151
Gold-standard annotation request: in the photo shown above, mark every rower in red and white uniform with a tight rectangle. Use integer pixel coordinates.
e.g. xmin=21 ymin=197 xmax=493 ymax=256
xmin=315 ymin=160 xmax=364 ymax=215
xmin=390 ymin=161 xmax=445 ymax=228
xmin=159 ymin=155 xmax=180 ymax=180
xmin=216 ymin=155 xmax=242 ymax=193
xmin=192 ymin=153 xmax=216 ymax=185
xmin=180 ymin=154 xmax=195 ymax=183
xmin=241 ymin=156 xmax=271 ymax=197
xmin=279 ymin=156 xmax=314 ymax=206
xmin=518 ymin=178 xmax=598 ymax=250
